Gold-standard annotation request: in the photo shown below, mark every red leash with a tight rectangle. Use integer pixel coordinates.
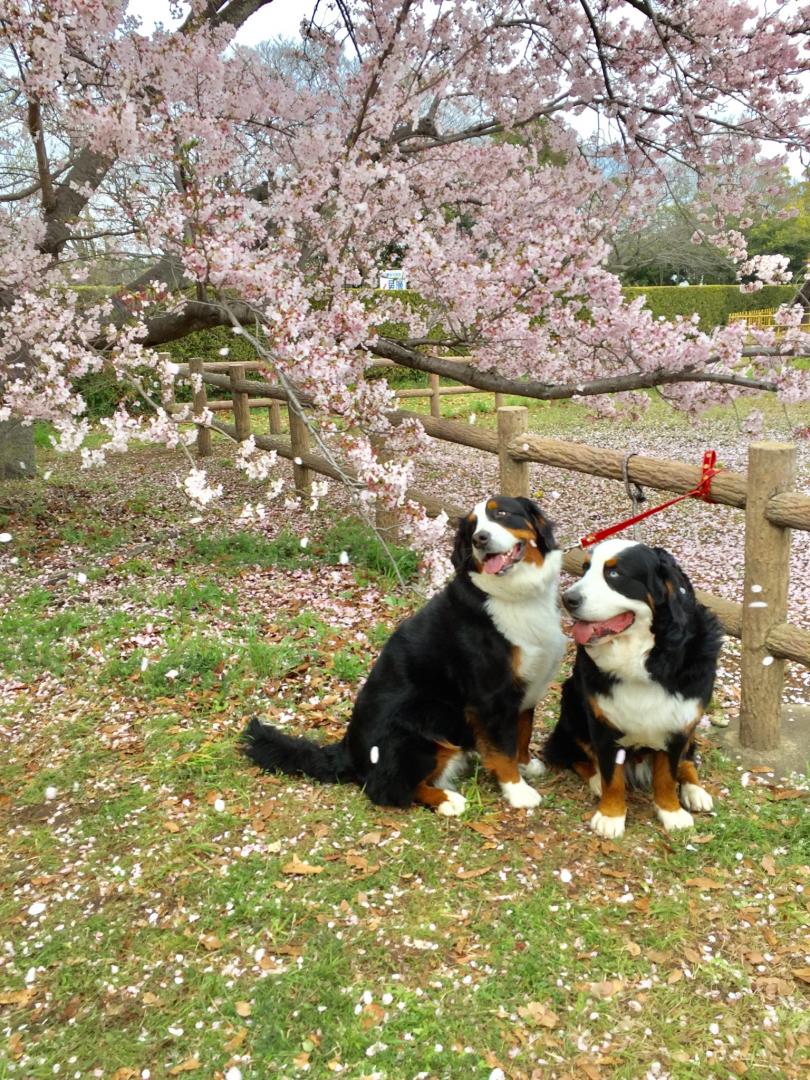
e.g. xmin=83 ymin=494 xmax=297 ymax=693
xmin=578 ymin=450 xmax=721 ymax=549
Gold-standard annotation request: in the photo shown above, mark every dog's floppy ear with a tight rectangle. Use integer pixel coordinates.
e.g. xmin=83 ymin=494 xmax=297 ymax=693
xmin=451 ymin=515 xmax=475 ymax=573
xmin=516 ymin=496 xmax=557 ymax=551
xmin=651 ymin=546 xmax=694 ymax=645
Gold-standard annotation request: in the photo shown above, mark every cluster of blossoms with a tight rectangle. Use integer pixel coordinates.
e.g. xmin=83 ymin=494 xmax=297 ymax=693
xmin=1 ymin=0 xmax=809 ymax=582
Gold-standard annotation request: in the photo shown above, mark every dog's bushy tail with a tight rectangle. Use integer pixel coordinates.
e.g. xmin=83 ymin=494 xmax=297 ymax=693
xmin=242 ymin=717 xmax=355 ymax=784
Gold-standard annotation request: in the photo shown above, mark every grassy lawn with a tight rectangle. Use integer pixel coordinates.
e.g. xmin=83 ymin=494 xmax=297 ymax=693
xmin=1 ymin=436 xmax=809 ymax=1080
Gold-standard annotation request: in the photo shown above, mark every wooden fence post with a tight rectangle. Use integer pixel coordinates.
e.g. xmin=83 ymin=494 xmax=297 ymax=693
xmin=429 ymin=373 xmax=441 ymax=418
xmin=230 ymin=364 xmax=251 ymax=441
xmin=739 ymin=441 xmax=796 ymax=750
xmin=497 ymin=406 xmax=530 ymax=497
xmin=268 ymin=400 xmax=282 ymax=435
xmin=288 ymin=405 xmax=312 ymax=496
xmin=189 ymin=357 xmax=211 ymax=458
xmin=494 ymin=392 xmax=505 ymax=410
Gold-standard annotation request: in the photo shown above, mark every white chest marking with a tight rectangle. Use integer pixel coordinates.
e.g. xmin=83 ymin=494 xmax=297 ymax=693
xmin=485 ymin=581 xmax=566 ymax=709
xmin=586 ymin=619 xmax=698 ymax=748
xmin=594 ymin=680 xmax=699 ymax=750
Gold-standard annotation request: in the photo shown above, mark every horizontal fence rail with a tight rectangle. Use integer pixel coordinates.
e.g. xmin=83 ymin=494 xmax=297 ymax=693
xmin=179 ymin=358 xmax=809 ymax=752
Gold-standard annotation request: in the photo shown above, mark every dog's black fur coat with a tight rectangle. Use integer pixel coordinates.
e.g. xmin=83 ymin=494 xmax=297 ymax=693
xmin=243 ymin=497 xmax=559 ymax=808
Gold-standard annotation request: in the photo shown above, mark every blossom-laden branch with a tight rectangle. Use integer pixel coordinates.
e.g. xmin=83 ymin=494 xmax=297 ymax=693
xmin=2 ymin=0 xmax=810 ymax=582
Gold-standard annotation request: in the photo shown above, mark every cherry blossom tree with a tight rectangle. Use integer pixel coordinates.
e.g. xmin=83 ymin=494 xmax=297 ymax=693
xmin=1 ymin=0 xmax=809 ymax=573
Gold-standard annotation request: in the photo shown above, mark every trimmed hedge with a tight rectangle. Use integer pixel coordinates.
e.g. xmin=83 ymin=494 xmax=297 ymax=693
xmin=623 ymin=283 xmax=797 ymax=332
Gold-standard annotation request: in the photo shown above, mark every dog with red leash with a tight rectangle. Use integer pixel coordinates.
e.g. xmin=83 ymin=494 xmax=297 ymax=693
xmin=544 ymin=538 xmax=723 ymax=838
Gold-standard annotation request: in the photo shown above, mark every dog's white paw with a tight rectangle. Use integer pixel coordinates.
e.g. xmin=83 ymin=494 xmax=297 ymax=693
xmin=437 ymin=790 xmax=467 ymax=817
xmin=588 ymin=771 xmax=602 ymax=798
xmin=680 ymin=783 xmax=713 ymax=813
xmin=502 ymin=778 xmax=542 ymax=809
xmin=519 ymin=757 xmax=546 ymax=780
xmin=657 ymin=805 xmax=694 ymax=832
xmin=590 ymin=810 xmax=625 ymax=839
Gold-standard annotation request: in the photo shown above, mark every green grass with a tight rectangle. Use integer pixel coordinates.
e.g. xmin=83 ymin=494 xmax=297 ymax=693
xmin=0 ymin=444 xmax=808 ymax=1080
xmin=190 ymin=521 xmax=420 ymax=582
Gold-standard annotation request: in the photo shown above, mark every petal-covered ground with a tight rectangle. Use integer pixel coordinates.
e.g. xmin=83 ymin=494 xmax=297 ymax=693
xmin=0 ymin=399 xmax=808 ymax=1079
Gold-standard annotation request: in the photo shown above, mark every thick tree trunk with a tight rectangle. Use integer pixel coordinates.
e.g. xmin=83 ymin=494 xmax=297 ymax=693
xmin=0 ymin=419 xmax=36 ymax=479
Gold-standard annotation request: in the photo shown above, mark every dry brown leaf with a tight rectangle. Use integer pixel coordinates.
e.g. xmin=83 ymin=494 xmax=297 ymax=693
xmin=8 ymin=1033 xmax=23 ymax=1061
xmin=164 ymin=820 xmax=181 ymax=833
xmin=579 ymin=1065 xmax=603 ymax=1080
xmin=683 ymin=947 xmax=701 ymax=964
xmin=142 ymin=992 xmax=161 ymax=1005
xmin=767 ymin=789 xmax=807 ymax=801
xmin=589 ymin=980 xmax=625 ymax=999
xmin=791 ymin=968 xmax=810 ymax=985
xmin=667 ymin=969 xmax=684 ymax=984
xmin=761 ymin=855 xmax=777 ymax=876
xmin=0 ymin=988 xmax=34 ymax=1007
xmin=624 ymin=940 xmax=642 ymax=957
xmin=359 ymin=830 xmax=382 ymax=846
xmin=360 ymin=1003 xmax=386 ymax=1029
xmin=235 ymin=1000 xmax=252 ymax=1017
xmin=468 ymin=821 xmax=498 ymax=839
xmin=282 ymin=856 xmax=323 ymax=876
xmin=455 ymin=865 xmax=494 ymax=880
xmin=685 ymin=877 xmax=725 ymax=890
xmin=199 ymin=934 xmax=221 ymax=952
xmin=292 ymin=1052 xmax=311 ymax=1068
xmin=517 ymin=1001 xmax=560 ymax=1028
xmin=61 ymin=996 xmax=81 ymax=1020
xmin=224 ymin=1028 xmax=247 ymax=1052
xmin=168 ymin=1059 xmax=200 ymax=1075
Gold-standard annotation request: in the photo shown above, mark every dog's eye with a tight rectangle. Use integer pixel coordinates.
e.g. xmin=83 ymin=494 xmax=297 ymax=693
xmin=606 ymin=569 xmax=620 ymax=579
xmin=495 ymin=510 xmax=508 ymax=519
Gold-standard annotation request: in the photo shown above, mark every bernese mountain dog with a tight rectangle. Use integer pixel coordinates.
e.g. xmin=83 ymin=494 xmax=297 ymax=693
xmin=243 ymin=495 xmax=566 ymax=815
xmin=544 ymin=538 xmax=723 ymax=838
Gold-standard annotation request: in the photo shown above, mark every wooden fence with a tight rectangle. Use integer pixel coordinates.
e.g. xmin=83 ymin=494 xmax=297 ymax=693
xmin=178 ymin=359 xmax=810 ymax=753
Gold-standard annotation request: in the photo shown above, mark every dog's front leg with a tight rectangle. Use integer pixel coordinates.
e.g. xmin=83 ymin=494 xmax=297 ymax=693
xmin=468 ymin=707 xmax=541 ymax=809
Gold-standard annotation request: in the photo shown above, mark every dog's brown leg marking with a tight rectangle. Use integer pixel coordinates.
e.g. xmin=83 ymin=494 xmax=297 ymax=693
xmin=677 ymin=759 xmax=701 ymax=787
xmin=413 ymin=783 xmax=454 ymax=810
xmin=653 ymin=750 xmax=681 ymax=813
xmin=597 ymin=761 xmax=626 ymax=818
xmin=468 ymin=713 xmax=521 ymax=785
xmin=517 ymin=709 xmax=534 ymax=765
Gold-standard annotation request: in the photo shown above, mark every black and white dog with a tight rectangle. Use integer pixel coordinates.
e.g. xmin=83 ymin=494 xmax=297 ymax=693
xmin=544 ymin=539 xmax=723 ymax=838
xmin=243 ymin=496 xmax=566 ymax=815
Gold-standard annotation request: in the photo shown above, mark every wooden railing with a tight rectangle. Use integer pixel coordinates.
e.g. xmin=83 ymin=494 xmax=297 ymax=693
xmin=178 ymin=360 xmax=810 ymax=753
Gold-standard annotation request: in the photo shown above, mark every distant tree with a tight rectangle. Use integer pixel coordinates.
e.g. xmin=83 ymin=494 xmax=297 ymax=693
xmin=746 ymin=181 xmax=810 ymax=281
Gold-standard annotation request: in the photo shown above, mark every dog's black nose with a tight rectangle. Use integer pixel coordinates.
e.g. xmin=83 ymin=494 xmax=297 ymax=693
xmin=562 ymin=588 xmax=582 ymax=613
xmin=473 ymin=530 xmax=491 ymax=548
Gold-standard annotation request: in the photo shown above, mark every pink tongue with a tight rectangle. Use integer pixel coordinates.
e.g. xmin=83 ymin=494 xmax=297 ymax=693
xmin=572 ymin=611 xmax=634 ymax=645
xmin=483 ymin=552 xmax=509 ymax=575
